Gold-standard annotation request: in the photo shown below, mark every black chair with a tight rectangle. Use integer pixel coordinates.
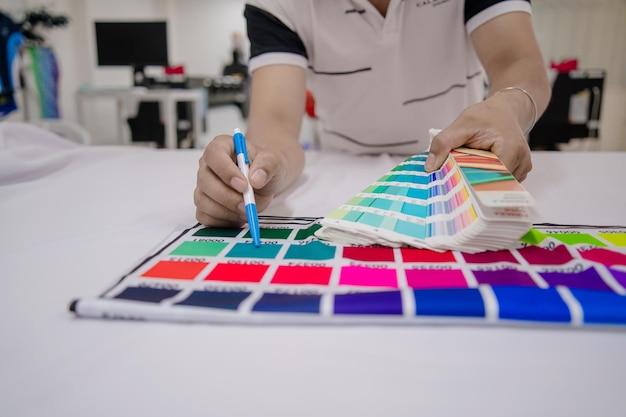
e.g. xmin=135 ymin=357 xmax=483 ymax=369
xmin=126 ymin=102 xmax=164 ymax=145
xmin=529 ymin=69 xmax=605 ymax=150
xmin=126 ymin=100 xmax=193 ymax=148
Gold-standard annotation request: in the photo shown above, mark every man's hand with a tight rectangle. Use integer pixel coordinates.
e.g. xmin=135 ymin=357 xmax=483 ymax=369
xmin=426 ymin=10 xmax=550 ymax=182
xmin=194 ymin=134 xmax=291 ymax=227
xmin=425 ymin=95 xmax=532 ymax=181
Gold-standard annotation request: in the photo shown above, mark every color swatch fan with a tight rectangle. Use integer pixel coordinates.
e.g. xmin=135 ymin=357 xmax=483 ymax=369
xmin=316 ymin=147 xmax=535 ymax=253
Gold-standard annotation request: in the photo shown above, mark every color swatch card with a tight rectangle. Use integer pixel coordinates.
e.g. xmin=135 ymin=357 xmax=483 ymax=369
xmin=316 ymin=147 xmax=535 ymax=253
xmin=70 ymin=218 xmax=626 ymax=328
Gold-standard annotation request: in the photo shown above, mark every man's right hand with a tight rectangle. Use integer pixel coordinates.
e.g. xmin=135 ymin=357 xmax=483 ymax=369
xmin=194 ymin=133 xmax=295 ymax=227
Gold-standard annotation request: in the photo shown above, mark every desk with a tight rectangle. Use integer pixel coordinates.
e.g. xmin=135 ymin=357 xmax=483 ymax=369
xmin=76 ymin=87 xmax=206 ymax=149
xmin=1 ymin=124 xmax=626 ymax=417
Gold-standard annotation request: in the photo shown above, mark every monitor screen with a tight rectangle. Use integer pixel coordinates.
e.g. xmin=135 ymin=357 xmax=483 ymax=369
xmin=94 ymin=21 xmax=169 ymax=68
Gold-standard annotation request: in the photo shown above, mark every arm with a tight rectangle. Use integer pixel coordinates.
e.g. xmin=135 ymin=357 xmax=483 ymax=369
xmin=246 ymin=64 xmax=307 ymax=199
xmin=425 ymin=11 xmax=551 ymax=181
xmin=194 ymin=64 xmax=306 ymax=227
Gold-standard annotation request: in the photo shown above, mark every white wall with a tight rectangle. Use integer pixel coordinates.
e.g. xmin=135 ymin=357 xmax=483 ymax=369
xmin=533 ymin=0 xmax=626 ymax=88
xmin=170 ymin=0 xmax=248 ymax=77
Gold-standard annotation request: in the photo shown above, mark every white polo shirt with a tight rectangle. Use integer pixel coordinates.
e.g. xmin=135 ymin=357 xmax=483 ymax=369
xmin=245 ymin=0 xmax=532 ymax=155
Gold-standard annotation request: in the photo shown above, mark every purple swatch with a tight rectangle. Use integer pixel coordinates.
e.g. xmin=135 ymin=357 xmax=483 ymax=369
xmin=609 ymin=267 xmax=626 ymax=291
xmin=539 ymin=267 xmax=612 ymax=291
xmin=473 ymin=268 xmax=536 ymax=287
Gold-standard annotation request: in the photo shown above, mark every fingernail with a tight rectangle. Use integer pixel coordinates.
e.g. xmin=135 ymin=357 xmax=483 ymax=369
xmin=251 ymin=169 xmax=268 ymax=187
xmin=230 ymin=176 xmax=247 ymax=192
xmin=424 ymin=152 xmax=436 ymax=171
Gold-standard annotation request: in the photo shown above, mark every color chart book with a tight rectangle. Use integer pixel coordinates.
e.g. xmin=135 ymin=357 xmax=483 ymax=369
xmin=70 ymin=217 xmax=626 ymax=327
xmin=316 ymin=147 xmax=535 ymax=253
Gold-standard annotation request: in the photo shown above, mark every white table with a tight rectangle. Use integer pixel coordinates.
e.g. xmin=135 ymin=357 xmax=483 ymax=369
xmin=1 ymin=123 xmax=626 ymax=417
xmin=76 ymin=86 xmax=206 ymax=149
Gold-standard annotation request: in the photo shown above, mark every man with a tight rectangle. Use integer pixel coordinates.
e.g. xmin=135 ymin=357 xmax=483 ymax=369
xmin=195 ymin=0 xmax=550 ymax=227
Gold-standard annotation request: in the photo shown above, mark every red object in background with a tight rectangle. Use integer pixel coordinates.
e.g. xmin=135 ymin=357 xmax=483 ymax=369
xmin=305 ymin=89 xmax=316 ymax=118
xmin=550 ymin=59 xmax=578 ymax=73
xmin=165 ymin=65 xmax=185 ymax=75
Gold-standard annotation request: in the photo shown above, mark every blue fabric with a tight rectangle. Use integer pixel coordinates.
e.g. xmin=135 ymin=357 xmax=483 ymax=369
xmin=0 ymin=13 xmax=24 ymax=117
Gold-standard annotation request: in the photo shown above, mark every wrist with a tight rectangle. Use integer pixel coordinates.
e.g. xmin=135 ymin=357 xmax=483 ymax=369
xmin=492 ymin=86 xmax=538 ymax=135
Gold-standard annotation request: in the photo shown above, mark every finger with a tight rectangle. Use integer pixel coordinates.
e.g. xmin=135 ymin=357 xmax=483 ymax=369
xmin=425 ymin=127 xmax=469 ymax=172
xmin=509 ymin=149 xmax=532 ymax=182
xmin=491 ymin=135 xmax=533 ymax=182
xmin=202 ymin=134 xmax=249 ymax=194
xmin=196 ymin=158 xmax=247 ymax=220
xmin=194 ymin=186 xmax=246 ymax=226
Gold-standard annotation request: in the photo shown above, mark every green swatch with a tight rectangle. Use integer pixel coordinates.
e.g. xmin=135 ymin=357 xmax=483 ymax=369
xmin=170 ymin=241 xmax=228 ymax=257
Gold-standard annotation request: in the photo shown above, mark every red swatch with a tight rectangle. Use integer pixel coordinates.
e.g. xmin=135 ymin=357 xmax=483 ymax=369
xmin=205 ymin=263 xmax=269 ymax=283
xmin=400 ymin=248 xmax=456 ymax=263
xmin=517 ymin=244 xmax=574 ymax=265
xmin=343 ymin=246 xmax=395 ymax=262
xmin=141 ymin=260 xmax=208 ymax=280
xmin=462 ymin=250 xmax=518 ymax=264
xmin=271 ymin=265 xmax=333 ymax=285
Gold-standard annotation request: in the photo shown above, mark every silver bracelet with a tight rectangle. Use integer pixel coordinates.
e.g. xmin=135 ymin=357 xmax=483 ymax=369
xmin=494 ymin=86 xmax=538 ymax=135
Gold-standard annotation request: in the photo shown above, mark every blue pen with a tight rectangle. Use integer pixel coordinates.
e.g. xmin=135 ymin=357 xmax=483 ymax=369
xmin=233 ymin=128 xmax=261 ymax=247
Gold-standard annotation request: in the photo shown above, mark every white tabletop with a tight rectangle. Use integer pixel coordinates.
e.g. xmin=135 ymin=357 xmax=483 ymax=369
xmin=2 ymin=123 xmax=626 ymax=417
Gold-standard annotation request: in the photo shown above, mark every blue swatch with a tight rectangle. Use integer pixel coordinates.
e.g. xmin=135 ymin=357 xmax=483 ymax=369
xmin=252 ymin=293 xmax=321 ymax=314
xmin=176 ymin=290 xmax=250 ymax=310
xmin=114 ymin=287 xmax=180 ymax=303
xmin=570 ymin=289 xmax=626 ymax=325
xmin=492 ymin=286 xmax=571 ymax=323
xmin=334 ymin=291 xmax=403 ymax=315
xmin=414 ymin=288 xmax=485 ymax=318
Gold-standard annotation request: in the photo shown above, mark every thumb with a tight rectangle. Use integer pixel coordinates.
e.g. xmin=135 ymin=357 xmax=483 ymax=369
xmin=249 ymin=165 xmax=269 ymax=189
xmin=247 ymin=150 xmax=280 ymax=191
xmin=424 ymin=127 xmax=469 ymax=172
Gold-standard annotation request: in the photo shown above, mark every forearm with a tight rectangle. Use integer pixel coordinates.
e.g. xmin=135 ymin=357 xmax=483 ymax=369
xmin=484 ymin=57 xmax=551 ymax=135
xmin=246 ymin=64 xmax=307 ymax=193
xmin=472 ymin=11 xmax=551 ymax=135
xmin=246 ymin=116 xmax=305 ymax=192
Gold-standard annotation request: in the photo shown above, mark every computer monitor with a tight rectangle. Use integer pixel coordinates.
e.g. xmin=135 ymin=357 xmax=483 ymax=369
xmin=94 ymin=21 xmax=169 ymax=86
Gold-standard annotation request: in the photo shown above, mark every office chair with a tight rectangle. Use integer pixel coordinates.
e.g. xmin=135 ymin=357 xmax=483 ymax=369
xmin=126 ymin=100 xmax=194 ymax=148
xmin=126 ymin=102 xmax=165 ymax=145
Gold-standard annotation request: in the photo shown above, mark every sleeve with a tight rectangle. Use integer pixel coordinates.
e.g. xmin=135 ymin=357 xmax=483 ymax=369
xmin=244 ymin=2 xmax=309 ymax=72
xmin=465 ymin=0 xmax=532 ymax=34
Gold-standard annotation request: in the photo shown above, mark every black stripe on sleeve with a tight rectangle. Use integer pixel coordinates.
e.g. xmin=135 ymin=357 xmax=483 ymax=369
xmin=244 ymin=4 xmax=308 ymax=60
xmin=464 ymin=0 xmax=530 ymax=24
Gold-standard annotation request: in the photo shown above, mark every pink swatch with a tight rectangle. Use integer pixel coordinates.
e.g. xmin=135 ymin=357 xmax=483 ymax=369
xmin=339 ymin=266 xmax=398 ymax=288
xmin=405 ymin=268 xmax=468 ymax=289
xmin=579 ymin=248 xmax=626 ymax=267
